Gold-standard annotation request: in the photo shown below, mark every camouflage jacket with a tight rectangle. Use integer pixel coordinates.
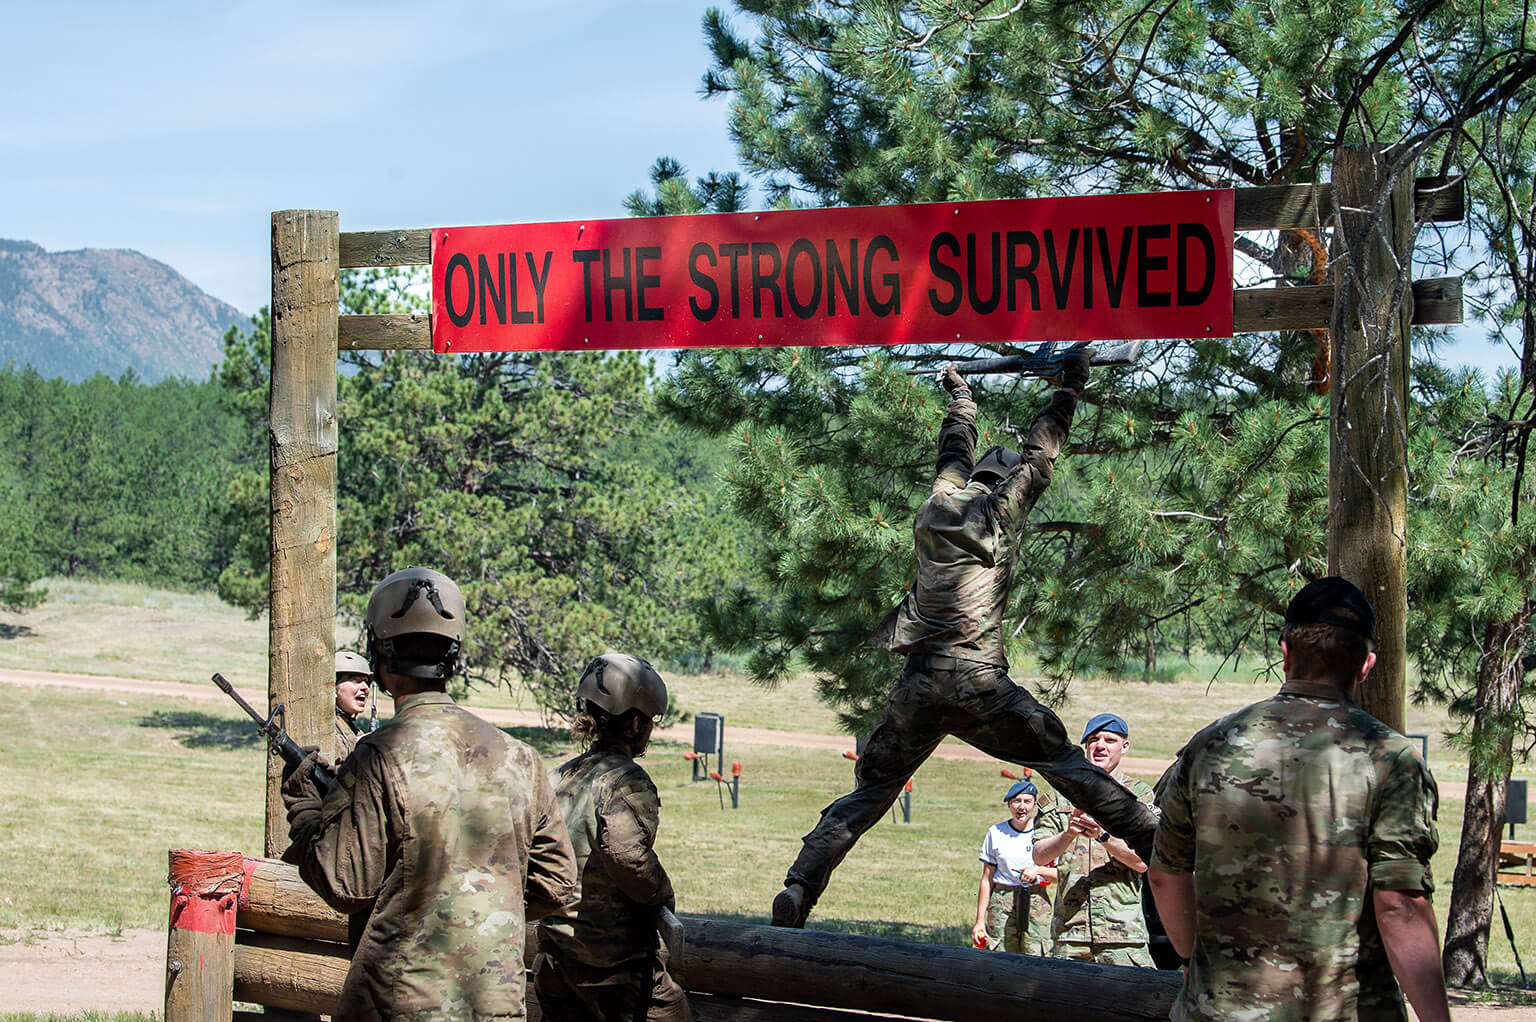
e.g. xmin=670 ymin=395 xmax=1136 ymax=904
xmin=876 ymin=384 xmax=1078 ymax=665
xmin=539 ymin=742 xmax=676 ymax=969
xmin=287 ymin=691 xmax=579 ymax=1021
xmin=1152 ymin=678 xmax=1439 ymax=1022
xmin=334 ymin=708 xmax=360 ymax=763
xmin=1039 ymin=774 xmax=1155 ymax=949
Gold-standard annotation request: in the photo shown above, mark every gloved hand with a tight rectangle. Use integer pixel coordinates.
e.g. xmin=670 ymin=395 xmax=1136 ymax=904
xmin=281 ymin=747 xmax=333 ymax=804
xmin=1060 ymin=348 xmax=1090 ymax=394
xmin=938 ymin=364 xmax=969 ymax=396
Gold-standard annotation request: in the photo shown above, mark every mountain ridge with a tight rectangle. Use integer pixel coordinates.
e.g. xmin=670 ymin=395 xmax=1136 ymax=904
xmin=0 ymin=238 xmax=249 ymax=383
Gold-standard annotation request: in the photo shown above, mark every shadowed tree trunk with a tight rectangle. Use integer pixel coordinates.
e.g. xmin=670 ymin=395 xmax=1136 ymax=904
xmin=1443 ymin=608 xmax=1530 ymax=987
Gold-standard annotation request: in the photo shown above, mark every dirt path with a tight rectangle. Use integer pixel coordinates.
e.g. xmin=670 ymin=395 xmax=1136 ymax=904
xmin=0 ymin=666 xmax=1468 ymax=795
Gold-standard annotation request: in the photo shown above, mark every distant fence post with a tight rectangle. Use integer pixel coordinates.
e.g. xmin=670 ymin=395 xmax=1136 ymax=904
xmin=268 ymin=210 xmax=340 ymax=855
xmin=165 ymin=849 xmax=243 ymax=1022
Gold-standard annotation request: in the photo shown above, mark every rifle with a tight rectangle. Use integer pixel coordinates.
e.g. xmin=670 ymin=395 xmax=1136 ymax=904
xmin=211 ymin=672 xmax=336 ymax=794
xmin=908 ymin=339 xmax=1144 ymax=377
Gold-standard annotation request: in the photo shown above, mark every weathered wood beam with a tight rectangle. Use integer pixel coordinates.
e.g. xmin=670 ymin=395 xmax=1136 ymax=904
xmin=334 ymin=178 xmax=1465 ymax=273
xmin=1233 ymin=276 xmax=1461 ymax=332
xmin=233 ymin=931 xmax=348 ymax=1016
xmin=1329 ymin=145 xmax=1412 ymax=733
xmin=240 ymin=856 xmax=348 ymax=942
xmin=338 ymin=313 xmax=431 ymax=351
xmin=268 ymin=211 xmax=340 ymax=856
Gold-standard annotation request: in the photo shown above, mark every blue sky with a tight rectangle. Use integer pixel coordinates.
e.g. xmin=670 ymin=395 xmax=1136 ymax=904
xmin=0 ymin=1 xmax=1521 ymax=374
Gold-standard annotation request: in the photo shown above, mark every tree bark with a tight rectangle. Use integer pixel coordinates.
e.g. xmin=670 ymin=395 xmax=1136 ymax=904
xmin=1443 ymin=606 xmax=1531 ymax=987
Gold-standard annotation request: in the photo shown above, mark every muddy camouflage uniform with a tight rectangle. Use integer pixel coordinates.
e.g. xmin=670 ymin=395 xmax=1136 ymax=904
xmin=781 ymin=378 xmax=1159 ymax=911
xmin=1038 ymin=774 xmax=1157 ymax=966
xmin=1152 ymin=678 xmax=1439 ymax=1021
xmin=334 ymin=707 xmax=361 ymax=762
xmin=284 ymin=691 xmax=579 ymax=1021
xmin=537 ymin=742 xmax=693 ymax=1022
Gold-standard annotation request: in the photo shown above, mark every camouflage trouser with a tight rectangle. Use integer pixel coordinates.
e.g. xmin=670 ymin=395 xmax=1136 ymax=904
xmin=984 ymin=886 xmax=1025 ymax=952
xmin=784 ymin=652 xmax=1159 ymax=907
xmin=1053 ymin=942 xmax=1155 ymax=967
xmin=533 ymin=947 xmax=694 ymax=1022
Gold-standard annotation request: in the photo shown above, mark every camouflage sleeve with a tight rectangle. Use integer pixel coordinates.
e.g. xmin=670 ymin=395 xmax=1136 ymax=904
xmin=524 ymin=752 xmax=579 ymax=921
xmin=597 ymin=771 xmax=675 ymax=909
xmin=992 ymin=388 xmax=1077 ymax=527
xmin=289 ymin=741 xmax=399 ymax=915
xmin=1368 ymin=745 xmax=1439 ymax=893
xmin=1151 ymin=751 xmax=1197 ymax=875
xmin=932 ymin=388 xmax=978 ymax=497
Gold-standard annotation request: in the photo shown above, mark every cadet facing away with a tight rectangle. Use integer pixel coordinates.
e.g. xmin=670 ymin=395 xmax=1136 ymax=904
xmin=283 ymin=567 xmax=579 ymax=1021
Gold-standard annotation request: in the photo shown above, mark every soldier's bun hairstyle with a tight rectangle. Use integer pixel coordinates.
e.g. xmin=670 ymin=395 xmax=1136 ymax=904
xmin=571 ymin=700 xmax=648 ymax=748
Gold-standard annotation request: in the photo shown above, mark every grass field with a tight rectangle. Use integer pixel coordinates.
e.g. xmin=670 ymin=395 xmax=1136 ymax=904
xmin=1 ymin=578 xmax=1532 ymax=988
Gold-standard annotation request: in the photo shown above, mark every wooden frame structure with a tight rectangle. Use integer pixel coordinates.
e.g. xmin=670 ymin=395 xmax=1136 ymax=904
xmin=174 ymin=853 xmax=1180 ymax=1021
xmin=188 ymin=168 xmax=1464 ymax=1018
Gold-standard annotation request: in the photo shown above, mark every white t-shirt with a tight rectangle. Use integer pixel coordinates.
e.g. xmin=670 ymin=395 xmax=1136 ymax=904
xmin=978 ymin=819 xmax=1042 ymax=888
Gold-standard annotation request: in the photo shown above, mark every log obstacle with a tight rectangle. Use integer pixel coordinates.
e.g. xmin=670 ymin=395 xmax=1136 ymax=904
xmin=171 ymin=850 xmax=1181 ymax=1021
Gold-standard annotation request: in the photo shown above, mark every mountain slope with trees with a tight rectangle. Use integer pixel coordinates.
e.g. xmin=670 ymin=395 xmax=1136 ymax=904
xmin=0 ymin=239 xmax=244 ymax=382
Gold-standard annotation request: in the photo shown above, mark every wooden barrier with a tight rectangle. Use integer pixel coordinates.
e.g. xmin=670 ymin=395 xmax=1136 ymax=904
xmin=1498 ymin=840 xmax=1536 ymax=886
xmin=182 ymin=853 xmax=1181 ymax=1020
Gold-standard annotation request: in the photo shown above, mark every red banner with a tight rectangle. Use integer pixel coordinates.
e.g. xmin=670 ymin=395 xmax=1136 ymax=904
xmin=430 ymin=191 xmax=1234 ymax=353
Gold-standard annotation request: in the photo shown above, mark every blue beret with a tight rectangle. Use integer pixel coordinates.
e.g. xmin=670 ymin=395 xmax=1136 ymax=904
xmin=1004 ymin=780 xmax=1038 ymax=802
xmin=1081 ymin=712 xmax=1129 ymax=743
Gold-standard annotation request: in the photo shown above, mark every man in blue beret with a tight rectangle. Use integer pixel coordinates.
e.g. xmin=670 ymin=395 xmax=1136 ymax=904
xmin=1032 ymin=712 xmax=1157 ymax=966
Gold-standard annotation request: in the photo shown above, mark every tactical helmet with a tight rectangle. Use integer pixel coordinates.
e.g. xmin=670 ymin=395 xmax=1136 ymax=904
xmin=577 ymin=652 xmax=668 ymax=719
xmin=334 ymin=650 xmax=371 ymax=678
xmin=970 ymin=445 xmax=1022 ymax=485
xmin=365 ymin=567 xmax=465 ymax=680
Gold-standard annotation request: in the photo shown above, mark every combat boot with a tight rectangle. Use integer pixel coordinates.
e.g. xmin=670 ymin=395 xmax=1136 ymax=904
xmin=771 ymin=882 xmax=810 ymax=928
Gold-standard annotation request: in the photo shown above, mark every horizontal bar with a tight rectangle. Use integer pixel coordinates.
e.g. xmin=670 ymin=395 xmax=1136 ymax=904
xmin=1232 ymin=276 xmax=1462 ymax=332
xmin=336 ymin=180 xmax=1465 ymax=271
xmin=340 ymin=229 xmax=431 ymax=268
xmin=1233 ymin=176 xmax=1464 ymax=231
xmin=338 ymin=313 xmax=431 ymax=351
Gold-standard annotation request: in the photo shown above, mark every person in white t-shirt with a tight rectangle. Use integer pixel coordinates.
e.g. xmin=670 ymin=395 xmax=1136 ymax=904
xmin=973 ymin=779 xmax=1057 ymax=952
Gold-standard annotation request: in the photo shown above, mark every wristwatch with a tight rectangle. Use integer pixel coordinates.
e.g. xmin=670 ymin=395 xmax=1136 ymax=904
xmin=1096 ymin=832 xmax=1112 ymax=844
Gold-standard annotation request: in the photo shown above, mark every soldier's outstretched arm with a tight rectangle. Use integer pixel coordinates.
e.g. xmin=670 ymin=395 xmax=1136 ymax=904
xmin=524 ymin=756 xmax=579 ymax=920
xmin=993 ymin=351 xmax=1089 ymax=523
xmin=932 ymin=364 xmax=978 ymax=497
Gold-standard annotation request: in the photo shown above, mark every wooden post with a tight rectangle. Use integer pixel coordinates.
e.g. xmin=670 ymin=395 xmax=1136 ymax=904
xmin=165 ymin=849 xmax=243 ymax=1022
xmin=268 ymin=210 xmax=340 ymax=855
xmin=1328 ymin=147 xmax=1413 ymax=732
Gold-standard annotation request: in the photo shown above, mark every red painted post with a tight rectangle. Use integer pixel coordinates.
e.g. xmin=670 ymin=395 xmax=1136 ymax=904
xmin=165 ymin=849 xmax=245 ymax=1022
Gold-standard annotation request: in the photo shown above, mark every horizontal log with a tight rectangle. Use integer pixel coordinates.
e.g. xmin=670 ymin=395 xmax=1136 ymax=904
xmin=1233 ymin=276 xmax=1461 ymax=332
xmin=340 ymin=229 xmax=431 ymax=268
xmin=679 ymin=917 xmax=1180 ymax=1021
xmin=233 ymin=931 xmax=347 ymax=1015
xmin=338 ymin=313 xmax=431 ymax=352
xmin=334 ymin=179 xmax=1463 ymax=272
xmin=1234 ymin=176 xmax=1463 ymax=230
xmin=239 ymin=856 xmax=348 ymax=942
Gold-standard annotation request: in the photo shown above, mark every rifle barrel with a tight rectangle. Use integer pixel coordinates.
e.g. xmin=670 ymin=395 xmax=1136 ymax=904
xmin=211 ymin=672 xmax=268 ymax=727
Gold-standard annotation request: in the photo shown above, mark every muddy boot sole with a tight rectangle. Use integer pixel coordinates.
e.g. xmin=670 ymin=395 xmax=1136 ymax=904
xmin=771 ymin=884 xmax=809 ymax=928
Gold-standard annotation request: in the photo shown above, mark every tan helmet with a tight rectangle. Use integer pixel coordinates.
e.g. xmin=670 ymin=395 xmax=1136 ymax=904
xmin=365 ymin=567 xmax=466 ymax=680
xmin=577 ymin=653 xmax=668 ymax=718
xmin=335 ymin=650 xmax=372 ymax=678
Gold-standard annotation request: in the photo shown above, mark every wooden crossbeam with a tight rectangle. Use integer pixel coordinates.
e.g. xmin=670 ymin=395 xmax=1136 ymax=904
xmin=336 ymin=178 xmax=1466 ymax=270
xmin=336 ymin=277 xmax=1464 ymax=351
